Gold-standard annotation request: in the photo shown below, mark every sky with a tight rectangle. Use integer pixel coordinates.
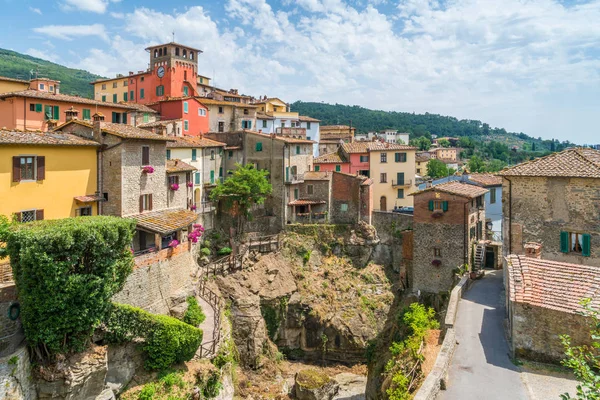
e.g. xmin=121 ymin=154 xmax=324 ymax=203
xmin=0 ymin=0 xmax=599 ymax=144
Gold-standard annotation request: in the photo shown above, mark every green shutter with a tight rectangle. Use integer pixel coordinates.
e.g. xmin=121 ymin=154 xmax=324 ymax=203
xmin=395 ymin=153 xmax=400 ymax=162
xmin=166 ymin=150 xmax=171 ymax=160
xmin=130 ymin=90 xmax=134 ymax=101
xmin=314 ymin=165 xmax=320 ymax=172
xmin=192 ymin=149 xmax=197 ymax=161
xmin=156 ymin=86 xmax=160 ymax=96
xmin=195 ymin=172 xmax=200 ymax=184
xmin=286 ymin=167 xmax=289 ymax=182
xmin=210 ymin=170 xmax=215 ymax=184
xmin=102 ymin=95 xmax=106 ymax=102
xmin=113 ymin=94 xmax=117 ymax=103
xmin=53 ymin=106 xmax=59 ymax=120
xmin=335 ymin=165 xmax=341 ymax=172
xmin=256 ymin=142 xmax=263 ymax=151
xmin=83 ymin=109 xmax=90 ymax=120
xmin=35 ymin=103 xmax=42 ymax=112
xmin=560 ymin=231 xmax=569 ymax=253
xmin=248 ymin=121 xmax=252 ymax=129
xmin=140 ymin=89 xmax=144 ymax=99
xmin=122 ymin=113 xmax=127 ymax=124
xmin=219 ymin=167 xmax=223 ymax=177
xmin=184 ymin=102 xmax=188 ymax=113
xmin=442 ymin=201 xmax=448 ymax=212
xmin=124 ymin=92 xmax=128 ymax=101
xmin=428 ymin=200 xmax=434 ymax=211
xmin=112 ymin=112 xmax=118 ymax=123
xmin=582 ymin=234 xmax=591 ymax=257
xmin=294 ymin=188 xmax=299 ymax=200
xmin=296 ymin=146 xmax=300 ymax=155
xmin=183 ymin=86 xmax=189 ymax=96
xmin=397 ymin=172 xmax=404 ymax=185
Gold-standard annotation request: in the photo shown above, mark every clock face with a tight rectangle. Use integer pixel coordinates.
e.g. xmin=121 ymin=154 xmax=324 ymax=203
xmin=157 ymin=66 xmax=165 ymax=78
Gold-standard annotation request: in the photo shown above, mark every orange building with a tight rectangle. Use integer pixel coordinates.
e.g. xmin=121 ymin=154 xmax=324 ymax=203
xmin=147 ymin=97 xmax=209 ymax=136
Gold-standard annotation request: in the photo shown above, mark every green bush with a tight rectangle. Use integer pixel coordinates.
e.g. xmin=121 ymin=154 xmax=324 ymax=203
xmin=200 ymin=247 xmax=211 ymax=257
xmin=138 ymin=383 xmax=157 ymax=400
xmin=217 ymin=247 xmax=232 ymax=256
xmin=105 ymin=303 xmax=203 ymax=370
xmin=1 ymin=216 xmax=135 ymax=355
xmin=183 ymin=296 xmax=206 ymax=327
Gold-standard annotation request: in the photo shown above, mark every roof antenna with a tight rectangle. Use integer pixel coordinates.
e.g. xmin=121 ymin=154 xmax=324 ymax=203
xmin=172 ymin=31 xmax=175 ymax=43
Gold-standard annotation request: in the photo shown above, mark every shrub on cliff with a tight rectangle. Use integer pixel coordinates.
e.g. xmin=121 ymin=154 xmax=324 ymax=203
xmin=183 ymin=296 xmax=206 ymax=327
xmin=1 ymin=216 xmax=135 ymax=356
xmin=106 ymin=303 xmax=203 ymax=370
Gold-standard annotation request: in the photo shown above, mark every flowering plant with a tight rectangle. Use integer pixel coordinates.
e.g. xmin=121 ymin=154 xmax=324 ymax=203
xmin=187 ymin=181 xmax=194 ymax=188
xmin=142 ymin=166 xmax=155 ymax=174
xmin=170 ymin=183 xmax=180 ymax=191
xmin=431 ymin=259 xmax=442 ymax=267
xmin=190 ymin=204 xmax=197 ymax=211
xmin=188 ymin=224 xmax=205 ymax=243
xmin=168 ymin=239 xmax=179 ymax=248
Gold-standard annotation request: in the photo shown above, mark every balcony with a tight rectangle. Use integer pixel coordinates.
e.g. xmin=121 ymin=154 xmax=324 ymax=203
xmin=276 ymin=127 xmax=306 ymax=137
xmin=392 ymin=179 xmax=413 ymax=187
xmin=285 ymin=174 xmax=304 ymax=184
xmin=194 ymin=201 xmax=216 ymax=213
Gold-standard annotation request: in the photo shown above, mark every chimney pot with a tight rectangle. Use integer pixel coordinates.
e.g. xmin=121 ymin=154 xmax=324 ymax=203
xmin=524 ymin=242 xmax=542 ymax=259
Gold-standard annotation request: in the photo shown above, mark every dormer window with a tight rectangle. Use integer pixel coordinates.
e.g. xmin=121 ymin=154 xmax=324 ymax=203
xmin=39 ymin=83 xmax=45 ymax=90
xmin=49 ymin=85 xmax=54 ymax=92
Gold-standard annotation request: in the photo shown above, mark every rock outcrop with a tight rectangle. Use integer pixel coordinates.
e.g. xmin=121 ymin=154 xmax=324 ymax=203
xmin=294 ymin=369 xmax=340 ymax=400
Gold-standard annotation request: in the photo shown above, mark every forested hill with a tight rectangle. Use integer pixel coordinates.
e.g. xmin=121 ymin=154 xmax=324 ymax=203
xmin=0 ymin=49 xmax=104 ymax=98
xmin=291 ymin=101 xmax=566 ymax=150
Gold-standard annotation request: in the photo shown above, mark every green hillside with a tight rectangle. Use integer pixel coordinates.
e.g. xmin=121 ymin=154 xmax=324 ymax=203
xmin=0 ymin=49 xmax=105 ymax=98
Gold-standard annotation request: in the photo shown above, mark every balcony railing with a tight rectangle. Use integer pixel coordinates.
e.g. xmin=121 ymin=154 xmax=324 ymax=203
xmin=194 ymin=202 xmax=215 ymax=213
xmin=392 ymin=179 xmax=413 ymax=187
xmin=276 ymin=127 xmax=306 ymax=137
xmin=285 ymin=174 xmax=304 ymax=184
xmin=133 ymin=247 xmax=157 ymax=257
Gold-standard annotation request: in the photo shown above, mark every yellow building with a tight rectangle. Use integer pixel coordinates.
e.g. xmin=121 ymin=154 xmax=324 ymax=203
xmin=0 ymin=76 xmax=29 ymax=94
xmin=91 ymin=74 xmax=135 ymax=103
xmin=368 ymin=143 xmax=417 ymax=210
xmin=254 ymin=97 xmax=300 ymax=119
xmin=0 ymin=130 xmax=100 ymax=221
xmin=416 ymin=153 xmax=431 ymax=176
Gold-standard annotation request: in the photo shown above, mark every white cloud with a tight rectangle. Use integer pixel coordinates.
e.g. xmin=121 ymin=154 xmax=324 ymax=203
xmin=59 ymin=0 xmax=119 ymax=14
xmin=110 ymin=12 xmax=125 ymax=19
xmin=33 ymin=24 xmax=109 ymax=41
xmin=25 ymin=49 xmax=61 ymax=63
xmin=29 ymin=7 xmax=42 ymax=15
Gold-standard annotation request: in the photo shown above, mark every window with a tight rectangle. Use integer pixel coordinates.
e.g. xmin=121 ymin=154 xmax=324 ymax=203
xmin=140 ymin=88 xmax=145 ymax=99
xmin=113 ymin=82 xmax=117 ymax=88
xmin=395 ymin=152 xmax=407 ymax=162
xmin=141 ymin=77 xmax=145 ymax=82
xmin=360 ymin=155 xmax=369 ymax=162
xmin=340 ymin=204 xmax=348 ymax=212
xmin=429 ymin=200 xmax=448 ymax=212
xmin=192 ymin=149 xmax=197 ymax=161
xmin=156 ymin=85 xmax=164 ymax=96
xmin=335 ymin=165 xmax=341 ymax=172
xmin=380 ymin=153 xmax=387 ymax=163
xmin=218 ymin=106 xmax=224 ymax=114
xmin=14 ymin=156 xmax=41 ymax=181
xmin=294 ymin=188 xmax=299 ymax=200
xmin=168 ymin=176 xmax=179 ymax=186
xmin=195 ymin=172 xmax=201 ymax=185
xmin=140 ymin=194 xmax=152 ymax=212
xmin=49 ymin=85 xmax=54 ymax=92
xmin=397 ymin=189 xmax=404 ymax=199
xmin=176 ymin=47 xmax=180 ymax=56
xmin=314 ymin=165 xmax=320 ymax=172
xmin=561 ymin=231 xmax=591 ymax=256
xmin=130 ymin=90 xmax=134 ymax=101
xmin=183 ymin=86 xmax=189 ymax=96
xmin=256 ymin=142 xmax=263 ymax=152
xmin=307 ymin=122 xmax=311 ymax=130
xmin=244 ymin=108 xmax=249 ymax=115
xmin=490 ymin=187 xmax=497 ymax=204
xmin=123 ymin=92 xmax=128 ymax=102
xmin=143 ymin=113 xmax=149 ymax=123
xmin=123 ymin=80 xmax=128 ymax=87
xmin=142 ymin=146 xmax=150 ymax=165
xmin=102 ymin=95 xmax=106 ymax=102
xmin=210 ymin=150 xmax=215 ymax=160
xmin=101 ymin=84 xmax=106 ymax=90
xmin=476 ymin=196 xmax=483 ymax=208
xmin=184 ymin=102 xmax=189 ymax=114
xmin=29 ymin=104 xmax=35 ymax=112
xmin=44 ymin=105 xmax=59 ymax=120
xmin=307 ymin=185 xmax=314 ymax=195
xmin=113 ymin=94 xmax=117 ymax=103
xmin=218 ymin=121 xmax=225 ymax=132
xmin=77 ymin=206 xmax=92 ymax=216
xmin=39 ymin=83 xmax=45 ymax=90
xmin=184 ymin=120 xmax=189 ymax=131
xmin=228 ymin=150 xmax=233 ymax=158
xmin=83 ymin=109 xmax=91 ymax=120
xmin=307 ymin=136 xmax=311 ymax=141
xmin=262 ymin=120 xmax=268 ymax=128
xmin=380 ymin=173 xmax=387 ymax=183
xmin=281 ymin=121 xmax=286 ymax=128
xmin=166 ymin=149 xmax=171 ymax=160
xmin=434 ymin=248 xmax=441 ymax=257
xmin=19 ymin=209 xmax=43 ymax=223
xmin=198 ymin=108 xmax=206 ymax=116
xmin=296 ymin=146 xmax=300 ymax=155
xmin=242 ymin=120 xmax=252 ymax=129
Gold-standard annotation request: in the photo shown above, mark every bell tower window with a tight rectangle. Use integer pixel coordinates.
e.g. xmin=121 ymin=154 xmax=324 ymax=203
xmin=183 ymin=49 xmax=187 ymax=59
xmin=158 ymin=48 xmax=163 ymax=57
xmin=154 ymin=49 xmax=158 ymax=58
xmin=175 ymin=47 xmax=180 ymax=56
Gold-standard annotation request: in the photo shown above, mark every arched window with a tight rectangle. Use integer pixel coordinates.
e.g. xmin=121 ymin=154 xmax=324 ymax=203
xmin=175 ymin=47 xmax=180 ymax=56
xmin=163 ymin=47 xmax=167 ymax=56
xmin=158 ymin=48 xmax=163 ymax=57
xmin=190 ymin=52 xmax=194 ymax=60
xmin=183 ymin=49 xmax=187 ymax=59
xmin=154 ymin=50 xmax=158 ymax=58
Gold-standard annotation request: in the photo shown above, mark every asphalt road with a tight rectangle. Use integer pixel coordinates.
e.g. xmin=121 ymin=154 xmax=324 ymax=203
xmin=438 ymin=270 xmax=529 ymax=400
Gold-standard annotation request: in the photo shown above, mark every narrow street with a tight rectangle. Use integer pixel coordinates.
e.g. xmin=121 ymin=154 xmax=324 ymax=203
xmin=438 ymin=270 xmax=529 ymax=400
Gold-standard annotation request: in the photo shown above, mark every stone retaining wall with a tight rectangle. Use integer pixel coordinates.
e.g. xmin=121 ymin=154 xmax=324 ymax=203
xmin=0 ymin=344 xmax=35 ymax=400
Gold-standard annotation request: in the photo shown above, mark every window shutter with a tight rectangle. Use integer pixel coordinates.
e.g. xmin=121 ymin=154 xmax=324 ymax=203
xmin=35 ymin=103 xmax=42 ymax=112
xmin=192 ymin=149 xmax=196 ymax=160
xmin=12 ymin=157 xmax=20 ymax=182
xmin=37 ymin=156 xmax=45 ymax=181
xmin=442 ymin=201 xmax=448 ymax=212
xmin=139 ymin=195 xmax=143 ymax=213
xmin=122 ymin=113 xmax=127 ymax=124
xmin=44 ymin=105 xmax=52 ymax=120
xmin=248 ymin=121 xmax=252 ymax=129
xmin=560 ymin=231 xmax=569 ymax=253
xmin=395 ymin=153 xmax=400 ymax=162
xmin=53 ymin=106 xmax=59 ymax=120
xmin=142 ymin=147 xmax=150 ymax=165
xmin=428 ymin=200 xmax=434 ymax=211
xmin=582 ymin=234 xmax=591 ymax=257
xmin=36 ymin=209 xmax=44 ymax=221
xmin=149 ymin=194 xmax=153 ymax=210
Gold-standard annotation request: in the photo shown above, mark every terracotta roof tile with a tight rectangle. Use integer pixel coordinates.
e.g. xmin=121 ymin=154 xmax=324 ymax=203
xmin=166 ymin=135 xmax=226 ymax=148
xmin=314 ymin=152 xmax=347 ymax=164
xmin=341 ymin=141 xmax=416 ymax=154
xmin=0 ymin=90 xmax=135 ymax=109
xmin=506 ymin=255 xmax=600 ymax=314
xmin=100 ymin=122 xmax=173 ymax=141
xmin=288 ymin=199 xmax=327 ymax=206
xmin=304 ymin=171 xmax=333 ymax=181
xmin=138 ymin=119 xmax=181 ymax=128
xmin=411 ymin=181 xmax=488 ymax=199
xmin=247 ymin=131 xmax=314 ymax=144
xmin=131 ymin=209 xmax=198 ymax=235
xmin=197 ymin=98 xmax=258 ymax=108
xmin=256 ymin=112 xmax=275 ymax=120
xmin=497 ymin=148 xmax=600 ymax=178
xmin=0 ymin=76 xmax=29 ymax=84
xmin=74 ymin=194 xmax=105 ymax=203
xmin=341 ymin=142 xmax=369 ymax=154
xmin=122 ymin=102 xmax=159 ymax=113
xmin=468 ymin=173 xmax=502 ymax=187
xmin=0 ymin=130 xmax=99 ymax=147
xmin=166 ymin=159 xmax=197 ymax=173
xmin=298 ymin=115 xmax=321 ymax=122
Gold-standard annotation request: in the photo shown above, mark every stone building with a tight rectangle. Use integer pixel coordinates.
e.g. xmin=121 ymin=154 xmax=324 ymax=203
xmin=125 ymin=102 xmax=160 ymax=128
xmin=506 ymin=253 xmax=600 ymax=362
xmin=199 ymin=99 xmax=257 ymax=133
xmin=498 ymin=148 xmax=600 ymax=267
xmin=411 ymin=181 xmax=487 ymax=293
xmin=318 ymin=125 xmax=355 ymax=156
xmin=468 ymin=173 xmax=503 ymax=240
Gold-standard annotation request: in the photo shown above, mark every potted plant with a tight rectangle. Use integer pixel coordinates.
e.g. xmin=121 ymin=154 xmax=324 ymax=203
xmin=142 ymin=165 xmax=155 ymax=174
xmin=170 ymin=183 xmax=180 ymax=191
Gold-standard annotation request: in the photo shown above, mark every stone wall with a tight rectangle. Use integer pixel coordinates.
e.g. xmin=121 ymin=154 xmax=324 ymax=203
xmin=0 ymin=284 xmax=18 ymax=342
xmin=510 ymin=302 xmax=592 ymax=363
xmin=100 ymin=135 xmax=123 ymax=217
xmin=503 ymin=176 xmax=600 ymax=266
xmin=167 ymin=170 xmax=194 ymax=210
xmin=0 ymin=345 xmax=35 ymax=400
xmin=371 ymin=211 xmax=413 ymax=279
xmin=112 ymin=248 xmax=196 ymax=314
xmin=331 ymin=173 xmax=361 ymax=224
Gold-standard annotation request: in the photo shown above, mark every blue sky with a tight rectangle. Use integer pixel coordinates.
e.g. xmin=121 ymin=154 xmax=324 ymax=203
xmin=1 ymin=0 xmax=599 ymax=144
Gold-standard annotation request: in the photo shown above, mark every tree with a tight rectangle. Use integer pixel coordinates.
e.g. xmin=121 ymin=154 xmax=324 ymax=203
xmin=427 ymin=159 xmax=449 ymax=178
xmin=437 ymin=138 xmax=451 ymax=148
xmin=458 ymin=136 xmax=474 ymax=149
xmin=486 ymin=159 xmax=507 ymax=173
xmin=410 ymin=137 xmax=431 ymax=151
xmin=532 ymin=142 xmax=536 ymax=151
xmin=210 ymin=163 xmax=272 ymax=234
xmin=560 ymin=299 xmax=600 ymax=399
xmin=467 ymin=155 xmax=485 ymax=173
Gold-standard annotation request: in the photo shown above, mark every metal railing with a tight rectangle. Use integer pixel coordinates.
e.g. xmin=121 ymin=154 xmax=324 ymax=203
xmin=276 ymin=127 xmax=306 ymax=136
xmin=194 ymin=202 xmax=215 ymax=214
xmin=133 ymin=247 xmax=156 ymax=257
xmin=285 ymin=174 xmax=304 ymax=184
xmin=196 ymin=280 xmax=222 ymax=359
xmin=392 ymin=179 xmax=413 ymax=187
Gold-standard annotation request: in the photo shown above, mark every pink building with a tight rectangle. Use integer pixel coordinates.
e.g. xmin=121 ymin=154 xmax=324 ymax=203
xmin=340 ymin=142 xmax=371 ymax=176
xmin=313 ymin=151 xmax=350 ymax=173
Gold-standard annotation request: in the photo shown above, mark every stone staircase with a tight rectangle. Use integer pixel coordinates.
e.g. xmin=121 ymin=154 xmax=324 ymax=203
xmin=474 ymin=243 xmax=486 ymax=271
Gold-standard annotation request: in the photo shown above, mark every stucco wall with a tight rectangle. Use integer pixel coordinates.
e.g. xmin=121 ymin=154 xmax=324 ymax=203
xmin=369 ymin=149 xmax=417 ymax=209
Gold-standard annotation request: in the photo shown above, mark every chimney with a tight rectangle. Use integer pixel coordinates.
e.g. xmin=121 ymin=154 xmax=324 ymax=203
xmin=92 ymin=112 xmax=105 ymax=122
xmin=129 ymin=71 xmax=134 ymax=75
xmin=65 ymin=106 xmax=79 ymax=122
xmin=426 ymin=180 xmax=433 ymax=188
xmin=524 ymin=242 xmax=542 ymax=259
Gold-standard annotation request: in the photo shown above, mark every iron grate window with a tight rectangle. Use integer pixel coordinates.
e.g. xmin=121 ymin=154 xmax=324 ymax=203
xmin=21 ymin=210 xmax=36 ymax=223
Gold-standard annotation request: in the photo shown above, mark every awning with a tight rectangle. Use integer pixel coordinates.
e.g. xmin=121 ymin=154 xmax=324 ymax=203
xmin=288 ymin=199 xmax=327 ymax=206
xmin=74 ymin=194 xmax=105 ymax=203
xmin=130 ymin=209 xmax=198 ymax=235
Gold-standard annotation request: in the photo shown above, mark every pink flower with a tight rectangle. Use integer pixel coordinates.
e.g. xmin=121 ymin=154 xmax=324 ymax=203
xmin=187 ymin=181 xmax=194 ymax=188
xmin=169 ymin=239 xmax=179 ymax=248
xmin=170 ymin=183 xmax=180 ymax=191
xmin=190 ymin=204 xmax=197 ymax=211
xmin=142 ymin=166 xmax=155 ymax=174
